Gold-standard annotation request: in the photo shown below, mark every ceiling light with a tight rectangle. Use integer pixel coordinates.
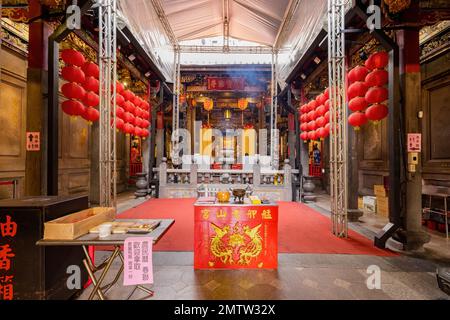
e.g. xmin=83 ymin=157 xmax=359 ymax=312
xmin=145 ymin=71 xmax=151 ymax=77
xmin=314 ymin=56 xmax=321 ymax=64
xmin=300 ymin=73 xmax=307 ymax=80
xmin=128 ymin=54 xmax=136 ymax=61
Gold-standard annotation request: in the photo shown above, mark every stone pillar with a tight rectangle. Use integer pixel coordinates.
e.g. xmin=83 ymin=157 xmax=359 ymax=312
xmin=25 ymin=0 xmax=52 ymax=196
xmin=253 ymin=161 xmax=261 ymax=187
xmin=398 ymin=28 xmax=430 ymax=250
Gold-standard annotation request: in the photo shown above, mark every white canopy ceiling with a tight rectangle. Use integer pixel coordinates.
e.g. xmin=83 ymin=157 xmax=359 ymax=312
xmin=160 ymin=0 xmax=290 ymax=46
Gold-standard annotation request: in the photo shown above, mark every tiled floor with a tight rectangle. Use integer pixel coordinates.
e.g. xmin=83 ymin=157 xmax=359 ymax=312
xmin=78 ymin=251 xmax=448 ymax=300
xmin=77 ymin=193 xmax=450 ymax=300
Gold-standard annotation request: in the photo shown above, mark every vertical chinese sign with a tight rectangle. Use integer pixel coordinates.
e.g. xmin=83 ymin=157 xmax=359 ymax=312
xmin=0 ymin=215 xmax=18 ymax=300
xmin=194 ymin=205 xmax=278 ymax=269
xmin=123 ymin=237 xmax=154 ymax=286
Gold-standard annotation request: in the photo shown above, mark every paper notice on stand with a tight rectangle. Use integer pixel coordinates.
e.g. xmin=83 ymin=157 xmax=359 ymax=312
xmin=123 ymin=237 xmax=153 ymax=286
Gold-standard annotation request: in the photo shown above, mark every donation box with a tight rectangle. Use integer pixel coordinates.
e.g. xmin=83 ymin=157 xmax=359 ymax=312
xmin=0 ymin=195 xmax=89 ymax=300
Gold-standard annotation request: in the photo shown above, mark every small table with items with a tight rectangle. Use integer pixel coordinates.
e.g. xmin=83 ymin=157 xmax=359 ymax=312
xmin=37 ymin=218 xmax=174 ymax=300
xmin=194 ymin=198 xmax=278 ymax=269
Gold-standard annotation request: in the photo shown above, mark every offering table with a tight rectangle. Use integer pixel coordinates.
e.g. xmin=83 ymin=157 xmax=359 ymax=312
xmin=194 ymin=200 xmax=278 ymax=269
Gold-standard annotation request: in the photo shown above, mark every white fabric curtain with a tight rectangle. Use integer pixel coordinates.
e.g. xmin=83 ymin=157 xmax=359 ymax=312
xmin=117 ymin=0 xmax=175 ymax=82
xmin=277 ymin=0 xmax=328 ymax=85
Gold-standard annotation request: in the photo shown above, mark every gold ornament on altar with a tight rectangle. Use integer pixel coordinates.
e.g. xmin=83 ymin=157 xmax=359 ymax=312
xmin=384 ymin=0 xmax=411 ymax=14
xmin=210 ymin=222 xmax=262 ymax=265
xmin=237 ymin=98 xmax=248 ymax=111
xmin=203 ymin=98 xmax=213 ymax=111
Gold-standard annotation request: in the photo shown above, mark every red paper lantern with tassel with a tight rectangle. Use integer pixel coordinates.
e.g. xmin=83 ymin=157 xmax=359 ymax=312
xmin=114 ymin=118 xmax=125 ymax=131
xmin=141 ymin=129 xmax=149 ymax=139
xmin=115 ymin=93 xmax=125 ymax=107
xmin=348 ymin=112 xmax=368 ymax=130
xmin=316 ymin=105 xmax=327 ymax=117
xmin=308 ymin=121 xmax=317 ymax=131
xmin=300 ymin=132 xmax=309 ymax=141
xmin=61 ymin=49 xmax=85 ymax=67
xmin=124 ymin=123 xmax=134 ymax=135
xmin=62 ymin=66 xmax=85 ymax=84
xmin=348 ymin=81 xmax=369 ymax=100
xmin=116 ymin=106 xmax=125 ymax=119
xmin=349 ymin=97 xmax=369 ymax=112
xmin=122 ymin=90 xmax=134 ymax=101
xmin=123 ymin=101 xmax=136 ymax=113
xmin=61 ymin=82 xmax=86 ymax=100
xmin=365 ymin=86 xmax=388 ymax=104
xmin=82 ymin=91 xmax=99 ymax=107
xmin=82 ymin=76 xmax=99 ymax=93
xmin=308 ymin=131 xmax=317 ymax=140
xmin=365 ymin=104 xmax=388 ymax=122
xmin=365 ymin=69 xmax=388 ymax=87
xmin=348 ymin=66 xmax=369 ymax=84
xmin=316 ymin=116 xmax=327 ymax=128
xmin=300 ymin=123 xmax=308 ymax=131
xmin=370 ymin=51 xmax=389 ymax=69
xmin=62 ymin=99 xmax=85 ymax=116
xmin=116 ymin=82 xmax=124 ymax=94
xmin=82 ymin=107 xmax=99 ymax=123
xmin=81 ymin=62 xmax=99 ymax=78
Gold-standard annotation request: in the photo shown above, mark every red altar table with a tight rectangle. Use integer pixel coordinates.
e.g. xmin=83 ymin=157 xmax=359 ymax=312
xmin=194 ymin=201 xmax=278 ymax=269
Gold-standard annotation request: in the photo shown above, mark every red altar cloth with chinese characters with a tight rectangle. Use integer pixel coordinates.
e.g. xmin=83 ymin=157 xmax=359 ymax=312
xmin=194 ymin=203 xmax=278 ymax=269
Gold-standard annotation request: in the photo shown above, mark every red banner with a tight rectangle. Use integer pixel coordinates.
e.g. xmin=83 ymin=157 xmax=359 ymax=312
xmin=194 ymin=204 xmax=278 ymax=269
xmin=207 ymin=77 xmax=245 ymax=91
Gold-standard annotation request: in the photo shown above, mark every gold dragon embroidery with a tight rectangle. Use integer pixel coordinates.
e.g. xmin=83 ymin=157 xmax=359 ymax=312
xmin=209 ymin=222 xmax=262 ymax=266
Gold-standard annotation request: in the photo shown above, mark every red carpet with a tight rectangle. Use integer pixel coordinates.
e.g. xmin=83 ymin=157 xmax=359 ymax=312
xmin=117 ymin=198 xmax=395 ymax=256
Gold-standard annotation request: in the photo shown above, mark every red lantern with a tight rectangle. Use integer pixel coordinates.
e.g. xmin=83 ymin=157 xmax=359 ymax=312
xmin=324 ymin=99 xmax=330 ymax=108
xmin=365 ymin=55 xmax=375 ymax=70
xmin=324 ymin=123 xmax=330 ymax=135
xmin=365 ymin=69 xmax=388 ymax=87
xmin=141 ymin=110 xmax=149 ymax=120
xmin=308 ymin=131 xmax=317 ymax=140
xmin=308 ymin=120 xmax=317 ymax=131
xmin=300 ymin=123 xmax=309 ymax=131
xmin=134 ymin=117 xmax=142 ymax=128
xmin=82 ymin=107 xmax=100 ymax=123
xmin=116 ymin=106 xmax=125 ymax=119
xmin=115 ymin=93 xmax=125 ymax=107
xmin=133 ymin=96 xmax=142 ymax=107
xmin=300 ymin=132 xmax=309 ymax=141
xmin=122 ymin=90 xmax=134 ymax=101
xmin=320 ymin=127 xmax=330 ymax=139
xmin=141 ymin=119 xmax=150 ymax=128
xmin=324 ymin=88 xmax=330 ymax=100
xmin=349 ymin=97 xmax=369 ymax=112
xmin=365 ymin=86 xmax=388 ymax=104
xmin=62 ymin=66 xmax=85 ymax=84
xmin=62 ymin=99 xmax=85 ymax=116
xmin=116 ymin=82 xmax=124 ymax=94
xmin=348 ymin=81 xmax=369 ymax=100
xmin=316 ymin=105 xmax=327 ymax=117
xmin=300 ymin=104 xmax=308 ymax=113
xmin=316 ymin=116 xmax=327 ymax=128
xmin=61 ymin=49 xmax=85 ymax=67
xmin=309 ymin=110 xmax=318 ymax=121
xmin=134 ymin=107 xmax=142 ymax=118
xmin=123 ymin=112 xmax=135 ymax=124
xmin=123 ymin=101 xmax=136 ymax=113
xmin=315 ymin=94 xmax=327 ymax=106
xmin=370 ymin=51 xmax=389 ymax=69
xmin=300 ymin=114 xmax=307 ymax=123
xmin=134 ymin=127 xmax=142 ymax=137
xmin=82 ymin=91 xmax=99 ymax=107
xmin=141 ymin=129 xmax=149 ymax=139
xmin=324 ymin=111 xmax=330 ymax=122
xmin=348 ymin=66 xmax=369 ymax=84
xmin=114 ymin=118 xmax=125 ymax=131
xmin=307 ymin=100 xmax=317 ymax=112
xmin=81 ymin=62 xmax=99 ymax=78
xmin=348 ymin=112 xmax=367 ymax=130
xmin=124 ymin=123 xmax=134 ymax=135
xmin=61 ymin=82 xmax=86 ymax=100
xmin=82 ymin=76 xmax=99 ymax=93
xmin=365 ymin=104 xmax=388 ymax=122
xmin=141 ymin=101 xmax=150 ymax=111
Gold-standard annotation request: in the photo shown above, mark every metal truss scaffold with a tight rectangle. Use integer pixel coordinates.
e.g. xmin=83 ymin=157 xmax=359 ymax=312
xmin=270 ymin=51 xmax=279 ymax=169
xmin=328 ymin=0 xmax=348 ymax=237
xmin=171 ymin=48 xmax=181 ymax=166
xmin=99 ymin=0 xmax=117 ymax=207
